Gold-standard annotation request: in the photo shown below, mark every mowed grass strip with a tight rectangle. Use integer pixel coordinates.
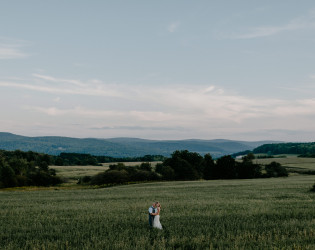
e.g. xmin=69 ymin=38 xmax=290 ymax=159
xmin=254 ymin=155 xmax=315 ymax=168
xmin=51 ymin=165 xmax=109 ymax=180
xmin=253 ymin=155 xmax=315 ymax=174
xmin=51 ymin=162 xmax=161 ymax=181
xmin=0 ymin=175 xmax=315 ymax=249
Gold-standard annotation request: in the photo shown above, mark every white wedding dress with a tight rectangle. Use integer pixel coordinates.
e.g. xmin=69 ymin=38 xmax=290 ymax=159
xmin=153 ymin=215 xmax=163 ymax=229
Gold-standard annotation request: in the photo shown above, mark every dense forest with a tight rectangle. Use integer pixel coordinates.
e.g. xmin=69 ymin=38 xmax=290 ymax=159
xmin=0 ymin=150 xmax=164 ymax=188
xmin=86 ymin=150 xmax=288 ymax=186
xmin=53 ymin=153 xmax=165 ymax=166
xmin=0 ymin=148 xmax=289 ymax=188
xmin=0 ymin=150 xmax=61 ymax=188
xmin=253 ymin=142 xmax=315 ymax=156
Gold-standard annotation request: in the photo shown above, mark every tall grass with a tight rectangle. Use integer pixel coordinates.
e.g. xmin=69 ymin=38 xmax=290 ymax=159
xmin=1 ymin=175 xmax=315 ymax=249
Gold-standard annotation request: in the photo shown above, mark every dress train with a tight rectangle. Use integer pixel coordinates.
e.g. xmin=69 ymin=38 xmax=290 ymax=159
xmin=153 ymin=215 xmax=162 ymax=229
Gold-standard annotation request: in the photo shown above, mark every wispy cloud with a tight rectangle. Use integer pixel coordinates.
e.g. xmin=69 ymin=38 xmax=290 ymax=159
xmin=23 ymin=105 xmax=174 ymax=122
xmin=23 ymin=106 xmax=125 ymax=117
xmin=21 ymin=92 xmax=315 ymax=141
xmin=53 ymin=97 xmax=61 ymax=103
xmin=3 ymin=73 xmax=315 ymax=140
xmin=12 ymin=74 xmax=315 ymax=124
xmin=32 ymin=74 xmax=86 ymax=87
xmin=0 ymin=37 xmax=29 ymax=59
xmin=0 ymin=74 xmax=123 ymax=97
xmin=167 ymin=21 xmax=180 ymax=33
xmin=91 ymin=125 xmax=186 ymax=131
xmin=0 ymin=48 xmax=28 ymax=59
xmin=226 ymin=11 xmax=315 ymax=39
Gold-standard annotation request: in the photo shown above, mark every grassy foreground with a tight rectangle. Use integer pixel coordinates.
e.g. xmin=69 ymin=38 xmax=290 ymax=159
xmin=0 ymin=175 xmax=315 ymax=249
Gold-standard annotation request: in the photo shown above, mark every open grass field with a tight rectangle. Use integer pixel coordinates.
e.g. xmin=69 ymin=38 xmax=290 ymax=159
xmin=1 ymin=174 xmax=315 ymax=249
xmin=253 ymin=155 xmax=315 ymax=174
xmin=253 ymin=155 xmax=315 ymax=167
xmin=51 ymin=165 xmax=109 ymax=181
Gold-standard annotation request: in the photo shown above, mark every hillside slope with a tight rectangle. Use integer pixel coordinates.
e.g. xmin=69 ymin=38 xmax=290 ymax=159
xmin=0 ymin=132 xmax=278 ymax=157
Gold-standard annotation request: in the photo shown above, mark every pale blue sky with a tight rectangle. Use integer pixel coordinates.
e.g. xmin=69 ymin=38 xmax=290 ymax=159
xmin=1 ymin=1 xmax=315 ymax=141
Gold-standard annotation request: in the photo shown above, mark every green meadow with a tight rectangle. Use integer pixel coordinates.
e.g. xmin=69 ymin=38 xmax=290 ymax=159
xmin=253 ymin=155 xmax=315 ymax=167
xmin=1 ymin=171 xmax=315 ymax=249
xmin=254 ymin=155 xmax=315 ymax=174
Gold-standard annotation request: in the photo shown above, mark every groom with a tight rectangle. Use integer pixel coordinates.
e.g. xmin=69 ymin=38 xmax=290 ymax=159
xmin=148 ymin=202 xmax=158 ymax=227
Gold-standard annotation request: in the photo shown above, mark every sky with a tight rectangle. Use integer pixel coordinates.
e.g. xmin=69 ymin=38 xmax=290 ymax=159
xmin=1 ymin=1 xmax=315 ymax=141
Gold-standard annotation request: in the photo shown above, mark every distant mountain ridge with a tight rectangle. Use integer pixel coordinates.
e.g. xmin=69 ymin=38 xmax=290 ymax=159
xmin=0 ymin=132 xmax=280 ymax=158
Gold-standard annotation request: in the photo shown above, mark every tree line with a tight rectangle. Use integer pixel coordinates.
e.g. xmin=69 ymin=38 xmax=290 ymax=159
xmin=0 ymin=149 xmax=289 ymax=188
xmin=0 ymin=150 xmax=165 ymax=188
xmin=253 ymin=142 xmax=315 ymax=156
xmin=0 ymin=150 xmax=61 ymax=188
xmin=53 ymin=153 xmax=165 ymax=166
xmin=85 ymin=150 xmax=288 ymax=186
xmin=85 ymin=162 xmax=160 ymax=185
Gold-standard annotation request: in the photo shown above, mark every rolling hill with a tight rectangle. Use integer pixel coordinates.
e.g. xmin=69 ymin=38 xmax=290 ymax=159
xmin=0 ymin=132 xmax=279 ymax=157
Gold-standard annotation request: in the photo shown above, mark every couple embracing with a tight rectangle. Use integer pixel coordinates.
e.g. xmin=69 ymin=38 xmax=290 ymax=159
xmin=148 ymin=202 xmax=162 ymax=229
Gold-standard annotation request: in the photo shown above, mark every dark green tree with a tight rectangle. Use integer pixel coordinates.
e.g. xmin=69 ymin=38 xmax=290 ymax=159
xmin=138 ymin=162 xmax=152 ymax=171
xmin=265 ymin=162 xmax=288 ymax=177
xmin=203 ymin=154 xmax=215 ymax=180
xmin=163 ymin=150 xmax=203 ymax=180
xmin=109 ymin=163 xmax=126 ymax=171
xmin=242 ymin=152 xmax=255 ymax=161
xmin=91 ymin=170 xmax=129 ymax=185
xmin=160 ymin=166 xmax=175 ymax=180
xmin=215 ymin=155 xmax=237 ymax=179
xmin=7 ymin=157 xmax=28 ymax=176
xmin=0 ymin=156 xmax=17 ymax=187
xmin=236 ymin=155 xmax=261 ymax=179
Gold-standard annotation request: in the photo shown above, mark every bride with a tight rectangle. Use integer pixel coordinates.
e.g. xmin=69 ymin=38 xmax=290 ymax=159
xmin=153 ymin=202 xmax=162 ymax=229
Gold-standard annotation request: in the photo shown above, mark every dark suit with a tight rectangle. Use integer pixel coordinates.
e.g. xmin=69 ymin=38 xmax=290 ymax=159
xmin=148 ymin=206 xmax=155 ymax=227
